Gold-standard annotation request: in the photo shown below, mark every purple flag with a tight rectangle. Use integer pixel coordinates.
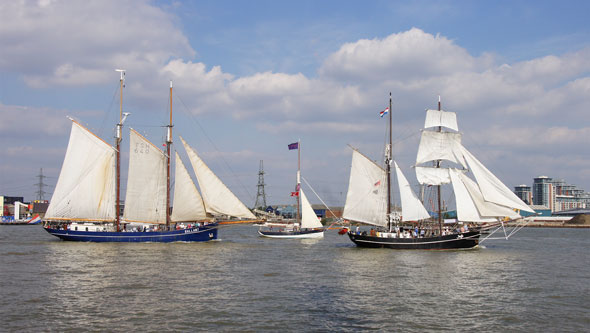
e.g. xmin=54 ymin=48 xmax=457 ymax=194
xmin=288 ymin=142 xmax=299 ymax=150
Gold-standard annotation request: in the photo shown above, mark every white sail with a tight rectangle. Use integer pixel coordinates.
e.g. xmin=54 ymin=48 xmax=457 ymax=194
xmin=449 ymin=169 xmax=497 ymax=223
xmin=342 ymin=149 xmax=388 ymax=227
xmin=459 ymin=172 xmax=521 ymax=219
xmin=394 ymin=162 xmax=430 ymax=221
xmin=123 ymin=129 xmax=167 ymax=223
xmin=180 ymin=137 xmax=256 ymax=220
xmin=460 ymin=146 xmax=534 ymax=213
xmin=415 ymin=166 xmax=452 ymax=185
xmin=300 ymin=189 xmax=323 ymax=229
xmin=45 ymin=120 xmax=116 ymax=221
xmin=170 ymin=152 xmax=208 ymax=222
xmin=416 ymin=131 xmax=466 ymax=167
xmin=424 ymin=109 xmax=458 ymax=131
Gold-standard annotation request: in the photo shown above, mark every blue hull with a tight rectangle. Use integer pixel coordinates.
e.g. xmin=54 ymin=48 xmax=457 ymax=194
xmin=44 ymin=224 xmax=218 ymax=242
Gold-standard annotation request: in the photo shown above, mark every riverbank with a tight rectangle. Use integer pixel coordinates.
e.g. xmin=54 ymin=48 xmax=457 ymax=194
xmin=509 ymin=214 xmax=590 ymax=228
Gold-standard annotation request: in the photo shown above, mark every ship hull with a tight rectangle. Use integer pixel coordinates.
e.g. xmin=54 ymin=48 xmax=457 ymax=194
xmin=348 ymin=230 xmax=479 ymax=250
xmin=44 ymin=224 xmax=218 ymax=242
xmin=258 ymin=229 xmax=324 ymax=239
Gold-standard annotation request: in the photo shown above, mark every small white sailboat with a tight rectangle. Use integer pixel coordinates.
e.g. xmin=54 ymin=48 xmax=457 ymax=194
xmin=258 ymin=141 xmax=324 ymax=239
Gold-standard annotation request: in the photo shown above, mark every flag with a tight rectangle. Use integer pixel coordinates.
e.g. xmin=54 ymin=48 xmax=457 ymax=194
xmin=379 ymin=107 xmax=389 ymax=117
xmin=291 ymin=191 xmax=299 ymax=197
xmin=288 ymin=142 xmax=299 ymax=150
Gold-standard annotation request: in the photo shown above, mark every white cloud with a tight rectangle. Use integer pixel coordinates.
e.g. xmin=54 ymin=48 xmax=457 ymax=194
xmin=0 ymin=0 xmax=194 ymax=87
xmin=319 ymin=28 xmax=493 ymax=83
xmin=256 ymin=120 xmax=373 ymax=134
xmin=0 ymin=103 xmax=69 ymax=136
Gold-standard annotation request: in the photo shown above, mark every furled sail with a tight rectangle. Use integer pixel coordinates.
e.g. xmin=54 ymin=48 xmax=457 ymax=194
xmin=300 ymin=189 xmax=323 ymax=229
xmin=460 ymin=146 xmax=534 ymax=213
xmin=170 ymin=152 xmax=208 ymax=222
xmin=393 ymin=161 xmax=430 ymax=221
xmin=416 ymin=131 xmax=466 ymax=167
xmin=342 ymin=149 xmax=388 ymax=227
xmin=45 ymin=120 xmax=116 ymax=221
xmin=424 ymin=109 xmax=458 ymax=131
xmin=123 ymin=129 xmax=167 ymax=223
xmin=180 ymin=137 xmax=256 ymax=219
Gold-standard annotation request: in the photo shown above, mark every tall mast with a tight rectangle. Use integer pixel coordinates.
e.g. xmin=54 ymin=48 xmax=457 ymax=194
xmin=115 ymin=69 xmax=125 ymax=232
xmin=166 ymin=80 xmax=173 ymax=228
xmin=386 ymin=93 xmax=392 ymax=230
xmin=437 ymin=95 xmax=443 ymax=236
xmin=296 ymin=139 xmax=301 ymax=227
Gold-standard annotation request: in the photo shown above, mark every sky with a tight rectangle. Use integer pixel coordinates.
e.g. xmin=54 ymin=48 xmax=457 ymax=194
xmin=1 ymin=0 xmax=590 ymax=209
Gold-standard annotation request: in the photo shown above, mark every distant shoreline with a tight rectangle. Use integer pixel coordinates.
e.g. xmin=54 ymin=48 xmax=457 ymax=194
xmin=522 ymin=224 xmax=590 ymax=228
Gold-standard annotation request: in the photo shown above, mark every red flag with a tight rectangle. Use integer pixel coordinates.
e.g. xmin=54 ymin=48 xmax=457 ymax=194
xmin=291 ymin=191 xmax=299 ymax=197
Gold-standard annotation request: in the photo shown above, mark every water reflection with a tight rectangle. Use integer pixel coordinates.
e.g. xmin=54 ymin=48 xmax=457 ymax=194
xmin=0 ymin=225 xmax=588 ymax=331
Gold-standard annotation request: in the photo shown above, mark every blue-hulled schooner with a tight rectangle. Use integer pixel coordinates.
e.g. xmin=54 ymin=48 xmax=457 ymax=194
xmin=43 ymin=71 xmax=255 ymax=242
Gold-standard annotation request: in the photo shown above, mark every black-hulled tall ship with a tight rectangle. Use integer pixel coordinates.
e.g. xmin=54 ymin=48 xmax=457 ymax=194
xmin=345 ymin=95 xmax=533 ymax=249
xmin=43 ymin=71 xmax=256 ymax=242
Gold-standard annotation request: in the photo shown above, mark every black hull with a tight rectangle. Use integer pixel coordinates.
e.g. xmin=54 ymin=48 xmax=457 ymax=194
xmin=348 ymin=231 xmax=480 ymax=250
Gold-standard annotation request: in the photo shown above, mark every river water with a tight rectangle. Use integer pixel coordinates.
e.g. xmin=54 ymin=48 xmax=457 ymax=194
xmin=0 ymin=225 xmax=588 ymax=332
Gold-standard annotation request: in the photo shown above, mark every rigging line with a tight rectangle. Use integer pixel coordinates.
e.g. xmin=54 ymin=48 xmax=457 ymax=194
xmin=301 ymin=176 xmax=345 ymax=231
xmin=98 ymin=83 xmax=121 ymax=139
xmin=175 ymin=94 xmax=254 ymax=201
xmin=392 ymin=130 xmax=421 ymax=149
xmin=301 ymin=176 xmax=336 ymax=218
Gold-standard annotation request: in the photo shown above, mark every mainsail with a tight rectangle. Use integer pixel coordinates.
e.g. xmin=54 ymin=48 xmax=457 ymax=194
xmin=45 ymin=120 xmax=116 ymax=221
xmin=170 ymin=152 xmax=208 ymax=222
xmin=180 ymin=137 xmax=256 ymax=220
xmin=123 ymin=129 xmax=167 ymax=223
xmin=300 ymin=189 xmax=323 ymax=229
xmin=342 ymin=149 xmax=388 ymax=227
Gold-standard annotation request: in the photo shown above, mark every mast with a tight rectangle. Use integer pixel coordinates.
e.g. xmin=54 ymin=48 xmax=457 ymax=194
xmin=115 ymin=69 xmax=125 ymax=232
xmin=386 ymin=93 xmax=392 ymax=231
xmin=437 ymin=95 xmax=442 ymax=236
xmin=166 ymin=80 xmax=173 ymax=228
xmin=296 ymin=139 xmax=301 ymax=228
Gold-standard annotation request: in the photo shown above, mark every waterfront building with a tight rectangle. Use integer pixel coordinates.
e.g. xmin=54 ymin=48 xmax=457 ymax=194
xmin=533 ymin=176 xmax=554 ymax=211
xmin=522 ymin=176 xmax=589 ymax=212
xmin=514 ymin=185 xmax=532 ymax=205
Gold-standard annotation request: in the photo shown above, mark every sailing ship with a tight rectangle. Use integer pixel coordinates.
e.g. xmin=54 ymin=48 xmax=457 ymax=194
xmin=344 ymin=94 xmax=533 ymax=249
xmin=43 ymin=71 xmax=255 ymax=242
xmin=258 ymin=141 xmax=324 ymax=239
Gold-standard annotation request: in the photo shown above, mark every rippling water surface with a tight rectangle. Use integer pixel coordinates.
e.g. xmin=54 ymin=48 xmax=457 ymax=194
xmin=1 ymin=225 xmax=588 ymax=332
